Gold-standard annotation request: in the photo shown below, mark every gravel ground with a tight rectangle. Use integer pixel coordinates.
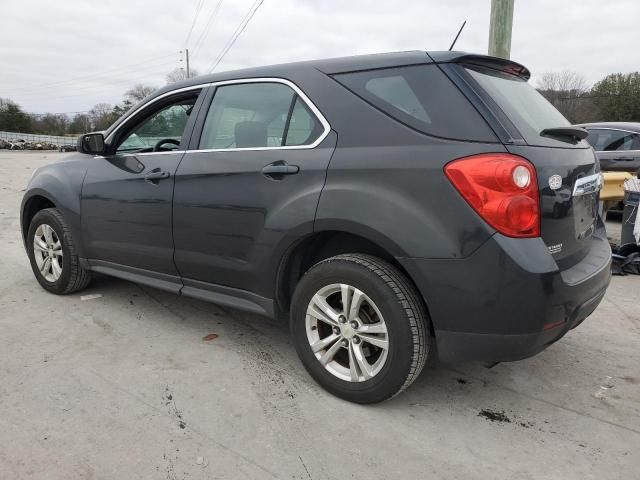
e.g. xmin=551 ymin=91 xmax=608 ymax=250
xmin=1 ymin=151 xmax=639 ymax=480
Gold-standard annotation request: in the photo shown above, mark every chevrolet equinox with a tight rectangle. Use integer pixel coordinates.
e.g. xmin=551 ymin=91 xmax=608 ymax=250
xmin=21 ymin=51 xmax=612 ymax=403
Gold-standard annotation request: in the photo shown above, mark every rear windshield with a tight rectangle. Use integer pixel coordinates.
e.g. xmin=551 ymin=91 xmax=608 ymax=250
xmin=465 ymin=65 xmax=571 ymax=146
xmin=334 ymin=65 xmax=497 ymax=142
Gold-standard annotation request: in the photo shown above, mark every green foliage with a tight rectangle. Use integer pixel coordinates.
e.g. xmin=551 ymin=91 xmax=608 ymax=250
xmin=5 ymin=71 xmax=635 ymax=138
xmin=68 ymin=114 xmax=91 ymax=134
xmin=0 ymin=98 xmax=33 ymax=132
xmin=137 ymin=105 xmax=190 ymax=137
xmin=33 ymin=113 xmax=70 ymax=136
xmin=112 ymin=99 xmax=134 ymax=118
xmin=0 ymin=82 xmax=155 ymax=136
xmin=591 ymin=72 xmax=640 ymax=121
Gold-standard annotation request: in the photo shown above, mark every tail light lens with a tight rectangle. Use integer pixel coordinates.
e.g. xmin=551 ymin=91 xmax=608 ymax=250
xmin=444 ymin=153 xmax=540 ymax=238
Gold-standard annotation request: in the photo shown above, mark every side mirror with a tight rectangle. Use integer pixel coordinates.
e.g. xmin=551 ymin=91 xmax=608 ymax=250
xmin=78 ymin=132 xmax=105 ymax=155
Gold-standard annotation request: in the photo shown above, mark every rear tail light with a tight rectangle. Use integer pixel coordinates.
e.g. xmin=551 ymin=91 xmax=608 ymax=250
xmin=444 ymin=153 xmax=540 ymax=238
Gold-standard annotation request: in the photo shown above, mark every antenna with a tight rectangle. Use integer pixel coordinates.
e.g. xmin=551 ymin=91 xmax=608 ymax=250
xmin=448 ymin=20 xmax=467 ymax=51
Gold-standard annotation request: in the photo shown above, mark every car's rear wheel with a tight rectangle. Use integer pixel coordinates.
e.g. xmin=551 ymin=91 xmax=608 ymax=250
xmin=27 ymin=208 xmax=91 ymax=294
xmin=291 ymin=254 xmax=429 ymax=403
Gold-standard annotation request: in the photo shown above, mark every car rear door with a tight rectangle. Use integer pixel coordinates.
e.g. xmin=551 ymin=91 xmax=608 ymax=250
xmin=172 ymin=79 xmax=336 ymax=300
xmin=81 ymin=88 xmax=205 ymax=282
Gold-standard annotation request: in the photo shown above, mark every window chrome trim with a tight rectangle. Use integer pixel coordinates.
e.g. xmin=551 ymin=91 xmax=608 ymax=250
xmin=189 ymin=77 xmax=331 ymax=152
xmin=105 ymin=78 xmax=331 ymax=154
xmin=587 ymin=127 xmax=640 ymax=136
xmin=599 ymin=149 xmax=640 ymax=154
xmin=104 ymin=83 xmax=211 ymax=145
xmin=126 ymin=150 xmax=183 ymax=157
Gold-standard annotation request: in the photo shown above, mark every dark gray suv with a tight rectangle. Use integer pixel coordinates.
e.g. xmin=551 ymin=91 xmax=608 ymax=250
xmin=21 ymin=51 xmax=611 ymax=403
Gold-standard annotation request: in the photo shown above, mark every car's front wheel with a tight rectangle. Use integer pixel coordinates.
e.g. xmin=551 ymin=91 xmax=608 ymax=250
xmin=27 ymin=208 xmax=91 ymax=294
xmin=291 ymin=254 xmax=430 ymax=403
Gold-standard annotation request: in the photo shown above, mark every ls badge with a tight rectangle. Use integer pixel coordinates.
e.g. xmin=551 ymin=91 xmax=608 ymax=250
xmin=548 ymin=174 xmax=562 ymax=190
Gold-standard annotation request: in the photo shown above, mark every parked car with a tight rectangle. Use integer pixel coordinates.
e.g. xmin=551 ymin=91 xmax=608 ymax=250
xmin=577 ymin=122 xmax=640 ymax=173
xmin=21 ymin=51 xmax=611 ymax=403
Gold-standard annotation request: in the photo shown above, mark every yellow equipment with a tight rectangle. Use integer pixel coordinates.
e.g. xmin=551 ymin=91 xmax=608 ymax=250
xmin=601 ymin=172 xmax=633 ymax=201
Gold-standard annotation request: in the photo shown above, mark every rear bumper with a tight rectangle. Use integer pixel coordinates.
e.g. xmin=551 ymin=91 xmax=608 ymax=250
xmin=399 ymin=225 xmax=611 ymax=363
xmin=433 ymin=284 xmax=606 ymax=362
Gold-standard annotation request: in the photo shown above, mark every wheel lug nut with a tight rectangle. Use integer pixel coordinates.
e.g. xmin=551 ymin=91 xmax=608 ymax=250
xmin=341 ymin=339 xmax=348 ymax=347
xmin=350 ymin=321 xmax=358 ymax=329
xmin=352 ymin=336 xmax=361 ymax=344
xmin=338 ymin=315 xmax=346 ymax=324
xmin=333 ymin=326 xmax=341 ymax=335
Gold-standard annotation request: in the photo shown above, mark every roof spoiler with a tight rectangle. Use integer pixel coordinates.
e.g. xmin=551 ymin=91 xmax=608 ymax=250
xmin=450 ymin=54 xmax=531 ymax=81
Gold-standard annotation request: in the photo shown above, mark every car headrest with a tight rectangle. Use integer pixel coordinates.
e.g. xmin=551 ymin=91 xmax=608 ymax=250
xmin=235 ymin=121 xmax=267 ymax=148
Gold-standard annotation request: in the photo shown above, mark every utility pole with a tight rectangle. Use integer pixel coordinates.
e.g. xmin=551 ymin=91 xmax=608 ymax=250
xmin=185 ymin=48 xmax=191 ymax=79
xmin=488 ymin=0 xmax=514 ymax=59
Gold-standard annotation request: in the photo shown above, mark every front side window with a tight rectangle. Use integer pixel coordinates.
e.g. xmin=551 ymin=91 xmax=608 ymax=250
xmin=199 ymin=82 xmax=323 ymax=150
xmin=586 ymin=129 xmax=640 ymax=151
xmin=117 ymin=97 xmax=197 ymax=154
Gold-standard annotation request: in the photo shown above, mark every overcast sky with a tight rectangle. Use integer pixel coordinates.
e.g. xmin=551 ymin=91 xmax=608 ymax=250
xmin=1 ymin=0 xmax=639 ymax=115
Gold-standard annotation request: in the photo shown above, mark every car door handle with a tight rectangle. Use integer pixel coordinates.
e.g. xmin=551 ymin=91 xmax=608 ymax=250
xmin=612 ymin=157 xmax=633 ymax=161
xmin=261 ymin=162 xmax=299 ymax=177
xmin=144 ymin=169 xmax=170 ymax=183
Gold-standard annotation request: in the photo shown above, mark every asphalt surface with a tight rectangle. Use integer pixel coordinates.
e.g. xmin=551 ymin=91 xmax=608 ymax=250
xmin=1 ymin=151 xmax=639 ymax=480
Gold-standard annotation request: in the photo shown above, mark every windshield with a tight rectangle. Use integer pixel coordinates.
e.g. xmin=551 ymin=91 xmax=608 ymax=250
xmin=465 ymin=65 xmax=572 ymax=146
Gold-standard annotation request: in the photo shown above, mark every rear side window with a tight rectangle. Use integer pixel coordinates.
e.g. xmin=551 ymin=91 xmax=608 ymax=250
xmin=334 ymin=65 xmax=496 ymax=142
xmin=284 ymin=97 xmax=323 ymax=146
xmin=586 ymin=129 xmax=640 ymax=151
xmin=199 ymin=82 xmax=324 ymax=150
xmin=200 ymin=83 xmax=292 ymax=149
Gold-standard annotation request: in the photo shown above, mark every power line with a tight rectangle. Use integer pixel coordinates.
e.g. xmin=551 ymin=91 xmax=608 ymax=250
xmin=8 ymin=57 xmax=176 ymax=95
xmin=3 ymin=54 xmax=178 ymax=95
xmin=207 ymin=0 xmax=265 ymax=73
xmin=185 ymin=0 xmax=206 ymax=47
xmin=9 ymin=63 xmax=176 ymax=99
xmin=207 ymin=0 xmax=263 ymax=73
xmin=191 ymin=0 xmax=225 ymax=58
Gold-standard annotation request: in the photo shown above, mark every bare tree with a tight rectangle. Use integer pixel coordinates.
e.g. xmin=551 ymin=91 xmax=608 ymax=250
xmin=33 ymin=113 xmax=70 ymax=136
xmin=89 ymin=103 xmax=117 ymax=131
xmin=124 ymin=84 xmax=156 ymax=103
xmin=537 ymin=70 xmax=592 ymax=122
xmin=537 ymin=70 xmax=588 ymax=95
xmin=68 ymin=113 xmax=92 ymax=134
xmin=166 ymin=67 xmax=200 ymax=85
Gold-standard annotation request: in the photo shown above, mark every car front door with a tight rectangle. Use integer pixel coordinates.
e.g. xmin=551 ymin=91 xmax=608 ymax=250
xmin=172 ymin=79 xmax=336 ymax=303
xmin=586 ymin=128 xmax=640 ymax=172
xmin=81 ymin=88 xmax=205 ymax=282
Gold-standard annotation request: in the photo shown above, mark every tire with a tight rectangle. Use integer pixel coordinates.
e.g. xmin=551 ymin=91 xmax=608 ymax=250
xmin=290 ymin=254 xmax=430 ymax=404
xmin=27 ymin=208 xmax=91 ymax=294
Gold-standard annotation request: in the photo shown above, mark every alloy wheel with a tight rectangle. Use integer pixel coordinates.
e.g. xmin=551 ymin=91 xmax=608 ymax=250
xmin=305 ymin=283 xmax=389 ymax=382
xmin=33 ymin=224 xmax=63 ymax=282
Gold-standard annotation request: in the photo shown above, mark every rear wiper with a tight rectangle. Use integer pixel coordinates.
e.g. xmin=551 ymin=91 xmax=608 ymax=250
xmin=540 ymin=126 xmax=589 ymax=143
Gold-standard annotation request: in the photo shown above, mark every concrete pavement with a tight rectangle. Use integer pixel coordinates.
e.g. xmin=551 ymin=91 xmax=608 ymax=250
xmin=1 ymin=151 xmax=639 ymax=479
